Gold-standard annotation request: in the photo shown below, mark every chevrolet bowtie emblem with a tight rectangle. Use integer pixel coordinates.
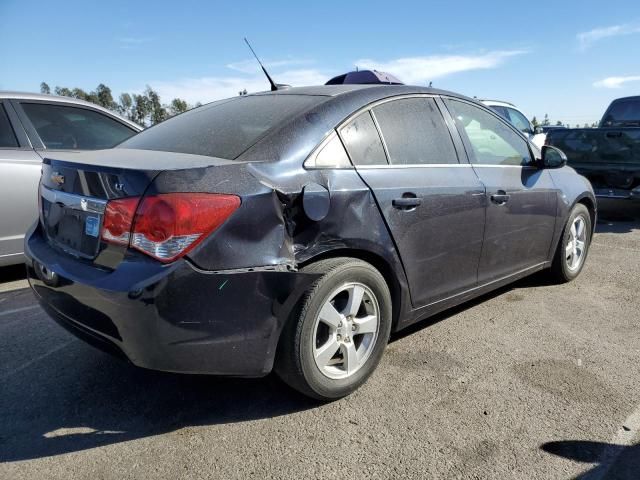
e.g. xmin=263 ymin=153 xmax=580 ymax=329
xmin=51 ymin=172 xmax=65 ymax=185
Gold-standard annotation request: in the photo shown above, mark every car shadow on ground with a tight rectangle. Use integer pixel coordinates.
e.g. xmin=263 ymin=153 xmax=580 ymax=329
xmin=0 ymin=271 xmax=555 ymax=463
xmin=541 ymin=440 xmax=640 ymax=479
xmin=0 ymin=264 xmax=27 ymax=283
xmin=0 ymin=350 xmax=321 ymax=462
xmin=595 ymin=199 xmax=640 ymax=234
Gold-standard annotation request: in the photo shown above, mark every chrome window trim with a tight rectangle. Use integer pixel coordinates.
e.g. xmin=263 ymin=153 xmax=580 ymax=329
xmin=354 ymin=163 xmax=536 ymax=170
xmin=40 ymin=184 xmax=107 ymax=214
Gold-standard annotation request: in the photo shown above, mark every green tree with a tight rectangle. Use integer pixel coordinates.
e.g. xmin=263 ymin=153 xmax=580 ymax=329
xmin=133 ymin=93 xmax=152 ymax=125
xmin=40 ymin=82 xmax=51 ymax=94
xmin=95 ymin=84 xmax=117 ymax=110
xmin=555 ymin=120 xmax=563 ymax=126
xmin=54 ymin=86 xmax=73 ymax=97
xmin=542 ymin=114 xmax=550 ymax=126
xmin=531 ymin=116 xmax=539 ymax=128
xmin=169 ymin=98 xmax=188 ymax=116
xmin=118 ymin=93 xmax=133 ymax=119
xmin=145 ymin=86 xmax=167 ymax=124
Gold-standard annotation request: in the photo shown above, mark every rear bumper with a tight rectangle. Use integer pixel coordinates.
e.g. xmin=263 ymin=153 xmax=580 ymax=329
xmin=25 ymin=225 xmax=317 ymax=376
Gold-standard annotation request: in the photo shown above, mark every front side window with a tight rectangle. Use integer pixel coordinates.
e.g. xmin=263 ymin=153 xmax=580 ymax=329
xmin=21 ymin=103 xmax=135 ymax=150
xmin=0 ymin=104 xmax=19 ymax=148
xmin=505 ymin=107 xmax=533 ymax=135
xmin=339 ymin=111 xmax=387 ymax=166
xmin=447 ymin=100 xmax=532 ymax=166
xmin=372 ymin=98 xmax=458 ymax=165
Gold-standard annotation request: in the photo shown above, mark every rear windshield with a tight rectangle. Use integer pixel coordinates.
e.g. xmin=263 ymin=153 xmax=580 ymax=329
xmin=601 ymin=98 xmax=640 ymax=126
xmin=119 ymin=94 xmax=323 ymax=159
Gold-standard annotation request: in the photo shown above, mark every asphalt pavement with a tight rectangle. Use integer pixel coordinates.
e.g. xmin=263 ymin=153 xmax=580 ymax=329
xmin=1 ymin=199 xmax=639 ymax=479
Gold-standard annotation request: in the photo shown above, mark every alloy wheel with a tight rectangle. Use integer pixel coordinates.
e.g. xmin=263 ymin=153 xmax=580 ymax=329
xmin=311 ymin=282 xmax=380 ymax=380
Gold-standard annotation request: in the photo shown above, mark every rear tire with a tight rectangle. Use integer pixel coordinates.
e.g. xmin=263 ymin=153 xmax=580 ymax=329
xmin=550 ymin=203 xmax=592 ymax=282
xmin=275 ymin=257 xmax=392 ymax=401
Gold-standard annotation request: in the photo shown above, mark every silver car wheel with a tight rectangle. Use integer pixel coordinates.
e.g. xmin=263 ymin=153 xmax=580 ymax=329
xmin=311 ymin=282 xmax=380 ymax=380
xmin=565 ymin=214 xmax=587 ymax=272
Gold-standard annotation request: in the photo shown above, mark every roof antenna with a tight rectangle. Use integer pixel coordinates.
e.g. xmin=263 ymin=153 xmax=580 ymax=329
xmin=244 ymin=37 xmax=279 ymax=91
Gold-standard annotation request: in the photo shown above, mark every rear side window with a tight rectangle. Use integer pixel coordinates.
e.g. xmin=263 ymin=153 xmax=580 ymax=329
xmin=340 ymin=111 xmax=387 ymax=165
xmin=0 ymin=104 xmax=19 ymax=148
xmin=121 ymin=95 xmax=323 ymax=159
xmin=21 ymin=103 xmax=135 ymax=150
xmin=372 ymin=98 xmax=458 ymax=165
xmin=447 ymin=100 xmax=532 ymax=166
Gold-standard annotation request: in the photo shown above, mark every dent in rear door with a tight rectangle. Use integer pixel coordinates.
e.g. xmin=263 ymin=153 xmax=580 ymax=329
xmin=340 ymin=97 xmax=486 ymax=308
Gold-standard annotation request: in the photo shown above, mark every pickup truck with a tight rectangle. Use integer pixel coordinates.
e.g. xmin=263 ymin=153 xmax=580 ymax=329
xmin=546 ymin=96 xmax=640 ymax=200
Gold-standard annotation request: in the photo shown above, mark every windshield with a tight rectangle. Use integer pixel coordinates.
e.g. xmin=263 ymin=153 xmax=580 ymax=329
xmin=119 ymin=94 xmax=323 ymax=159
xmin=601 ymin=98 xmax=640 ymax=126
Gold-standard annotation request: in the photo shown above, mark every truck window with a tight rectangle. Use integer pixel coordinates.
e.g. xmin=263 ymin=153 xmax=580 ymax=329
xmin=601 ymin=98 xmax=640 ymax=126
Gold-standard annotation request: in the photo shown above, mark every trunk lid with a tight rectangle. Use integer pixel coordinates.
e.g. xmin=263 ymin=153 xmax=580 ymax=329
xmin=39 ymin=148 xmax=238 ymax=268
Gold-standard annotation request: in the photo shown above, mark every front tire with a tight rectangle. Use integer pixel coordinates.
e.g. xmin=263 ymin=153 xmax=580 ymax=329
xmin=275 ymin=258 xmax=392 ymax=400
xmin=550 ymin=203 xmax=592 ymax=282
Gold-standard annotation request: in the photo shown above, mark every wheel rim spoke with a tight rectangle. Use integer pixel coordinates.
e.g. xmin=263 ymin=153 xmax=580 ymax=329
xmin=315 ymin=338 xmax=340 ymax=367
xmin=354 ymin=314 xmax=377 ymax=334
xmin=345 ymin=285 xmax=365 ymax=317
xmin=318 ymin=302 xmax=343 ymax=329
xmin=341 ymin=342 xmax=358 ymax=375
xmin=565 ymin=242 xmax=573 ymax=258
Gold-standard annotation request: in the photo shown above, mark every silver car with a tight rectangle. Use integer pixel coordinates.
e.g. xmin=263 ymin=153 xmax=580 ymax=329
xmin=0 ymin=92 xmax=141 ymax=266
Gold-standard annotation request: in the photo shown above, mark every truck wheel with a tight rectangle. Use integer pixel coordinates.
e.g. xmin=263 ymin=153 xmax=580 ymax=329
xmin=275 ymin=257 xmax=392 ymax=400
xmin=550 ymin=203 xmax=592 ymax=282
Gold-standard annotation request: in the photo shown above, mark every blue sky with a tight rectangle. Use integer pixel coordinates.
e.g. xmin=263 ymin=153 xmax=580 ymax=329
xmin=1 ymin=0 xmax=639 ymax=125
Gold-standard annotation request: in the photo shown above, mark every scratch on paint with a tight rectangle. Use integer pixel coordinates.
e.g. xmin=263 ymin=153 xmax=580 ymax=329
xmin=218 ymin=279 xmax=229 ymax=291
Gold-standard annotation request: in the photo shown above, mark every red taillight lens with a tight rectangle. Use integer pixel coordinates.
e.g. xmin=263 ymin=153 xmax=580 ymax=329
xmin=101 ymin=193 xmax=240 ymax=263
xmin=102 ymin=197 xmax=139 ymax=245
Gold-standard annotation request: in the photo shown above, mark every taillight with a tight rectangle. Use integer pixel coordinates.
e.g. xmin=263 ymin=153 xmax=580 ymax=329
xmin=102 ymin=197 xmax=139 ymax=245
xmin=101 ymin=193 xmax=240 ymax=263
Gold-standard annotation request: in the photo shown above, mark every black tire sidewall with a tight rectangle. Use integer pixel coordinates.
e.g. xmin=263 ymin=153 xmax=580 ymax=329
xmin=296 ymin=262 xmax=392 ymax=399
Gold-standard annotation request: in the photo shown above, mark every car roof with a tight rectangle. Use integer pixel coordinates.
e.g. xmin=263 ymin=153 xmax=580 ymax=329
xmin=480 ymin=99 xmax=517 ymax=108
xmin=0 ymin=91 xmax=142 ymax=131
xmin=250 ymin=83 xmax=462 ymax=98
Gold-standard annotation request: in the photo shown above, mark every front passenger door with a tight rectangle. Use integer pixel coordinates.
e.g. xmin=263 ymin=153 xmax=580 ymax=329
xmin=445 ymin=99 xmax=557 ymax=283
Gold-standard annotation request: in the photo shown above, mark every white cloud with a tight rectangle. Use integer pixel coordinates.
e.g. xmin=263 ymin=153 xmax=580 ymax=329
xmin=226 ymin=58 xmax=314 ymax=74
xmin=151 ymin=68 xmax=328 ymax=104
xmin=593 ymin=75 xmax=640 ymax=89
xmin=577 ymin=23 xmax=640 ymax=50
xmin=355 ymin=50 xmax=526 ymax=85
xmin=146 ymin=50 xmax=525 ymax=104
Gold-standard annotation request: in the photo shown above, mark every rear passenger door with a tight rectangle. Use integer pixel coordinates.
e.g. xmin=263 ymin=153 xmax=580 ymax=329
xmin=339 ymin=96 xmax=486 ymax=308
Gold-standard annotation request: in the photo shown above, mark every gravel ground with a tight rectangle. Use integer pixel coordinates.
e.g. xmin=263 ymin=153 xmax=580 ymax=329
xmin=1 ymin=199 xmax=639 ymax=480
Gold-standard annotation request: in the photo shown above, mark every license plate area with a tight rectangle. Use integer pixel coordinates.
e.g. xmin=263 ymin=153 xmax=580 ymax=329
xmin=41 ymin=186 xmax=107 ymax=259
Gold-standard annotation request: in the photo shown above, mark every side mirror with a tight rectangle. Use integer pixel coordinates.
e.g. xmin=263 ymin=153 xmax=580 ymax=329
xmin=541 ymin=145 xmax=568 ymax=169
xmin=534 ymin=126 xmax=544 ymax=135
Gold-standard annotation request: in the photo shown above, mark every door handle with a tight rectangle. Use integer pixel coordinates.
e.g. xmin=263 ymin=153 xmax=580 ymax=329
xmin=490 ymin=190 xmax=510 ymax=205
xmin=605 ymin=131 xmax=622 ymax=138
xmin=392 ymin=196 xmax=422 ymax=209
